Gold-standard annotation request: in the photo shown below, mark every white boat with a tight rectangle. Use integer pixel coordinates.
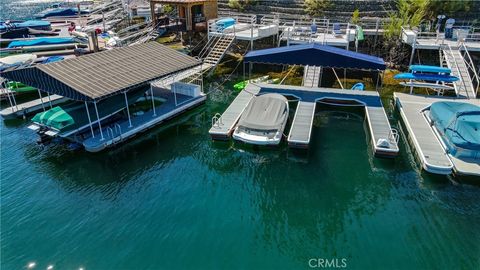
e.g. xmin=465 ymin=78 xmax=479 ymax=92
xmin=233 ymin=93 xmax=289 ymax=146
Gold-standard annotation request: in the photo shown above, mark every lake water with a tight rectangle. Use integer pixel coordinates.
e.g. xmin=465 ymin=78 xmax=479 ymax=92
xmin=1 ymin=1 xmax=480 ymax=269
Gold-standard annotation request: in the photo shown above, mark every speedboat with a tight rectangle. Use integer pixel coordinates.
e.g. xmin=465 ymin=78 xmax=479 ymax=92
xmin=233 ymin=93 xmax=289 ymax=146
xmin=426 ymin=101 xmax=480 ymax=176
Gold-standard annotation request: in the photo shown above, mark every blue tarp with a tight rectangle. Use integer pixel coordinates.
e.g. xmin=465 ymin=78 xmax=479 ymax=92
xmin=429 ymin=101 xmax=480 ymax=153
xmin=244 ymin=43 xmax=386 ymax=70
xmin=35 ymin=8 xmax=89 ymax=19
xmin=0 ymin=20 xmax=51 ymax=31
xmin=7 ymin=37 xmax=76 ymax=48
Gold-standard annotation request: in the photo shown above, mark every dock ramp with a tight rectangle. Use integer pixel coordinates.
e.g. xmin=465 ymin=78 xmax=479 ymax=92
xmin=288 ymin=101 xmax=316 ymax=148
xmin=302 ymin=65 xmax=321 ymax=88
xmin=441 ymin=45 xmax=477 ymax=98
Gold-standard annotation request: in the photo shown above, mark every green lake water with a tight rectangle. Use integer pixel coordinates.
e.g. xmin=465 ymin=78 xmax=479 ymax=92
xmin=2 ymin=86 xmax=480 ymax=269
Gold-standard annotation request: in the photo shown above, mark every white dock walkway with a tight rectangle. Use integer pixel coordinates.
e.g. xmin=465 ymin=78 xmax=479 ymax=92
xmin=288 ymin=101 xmax=316 ymax=148
xmin=209 ymin=84 xmax=261 ymax=140
xmin=394 ymin=92 xmax=480 ymax=176
xmin=0 ymin=94 xmax=68 ymax=119
xmin=365 ymin=106 xmax=400 ymax=157
xmin=302 ymin=65 xmax=321 ymax=88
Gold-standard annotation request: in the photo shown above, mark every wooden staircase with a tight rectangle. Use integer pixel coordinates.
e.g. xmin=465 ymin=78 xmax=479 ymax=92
xmin=202 ymin=35 xmax=235 ymax=70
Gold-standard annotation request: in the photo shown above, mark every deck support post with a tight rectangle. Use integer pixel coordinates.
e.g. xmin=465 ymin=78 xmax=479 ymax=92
xmin=151 ymin=84 xmax=157 ymax=116
xmin=93 ymin=100 xmax=104 ymax=140
xmin=84 ymin=101 xmax=95 ymax=138
xmin=409 ymin=35 xmax=417 ymax=66
xmin=37 ymin=89 xmax=45 ymax=111
xmin=124 ymin=92 xmax=132 ymax=127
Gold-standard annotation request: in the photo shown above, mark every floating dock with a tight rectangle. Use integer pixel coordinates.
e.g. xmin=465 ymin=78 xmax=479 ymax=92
xmin=0 ymin=94 xmax=68 ymax=119
xmin=83 ymin=88 xmax=206 ymax=152
xmin=394 ymin=92 xmax=480 ymax=176
xmin=209 ymin=84 xmax=261 ymax=140
xmin=210 ymin=83 xmax=399 ymax=158
xmin=287 ymin=101 xmax=316 ymax=148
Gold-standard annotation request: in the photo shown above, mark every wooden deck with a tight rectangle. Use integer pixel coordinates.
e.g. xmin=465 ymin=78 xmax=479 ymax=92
xmin=288 ymin=101 xmax=316 ymax=148
xmin=1 ymin=94 xmax=69 ymax=119
xmin=394 ymin=92 xmax=480 ymax=176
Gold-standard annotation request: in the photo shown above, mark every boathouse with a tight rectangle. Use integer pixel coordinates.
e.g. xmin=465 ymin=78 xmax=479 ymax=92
xmin=2 ymin=42 xmax=206 ymax=152
xmin=150 ymin=0 xmax=218 ymax=31
xmin=210 ymin=43 xmax=400 ymax=158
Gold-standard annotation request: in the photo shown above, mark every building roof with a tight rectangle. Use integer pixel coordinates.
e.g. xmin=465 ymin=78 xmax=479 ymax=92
xmin=2 ymin=42 xmax=202 ymax=101
xmin=244 ymin=43 xmax=386 ymax=70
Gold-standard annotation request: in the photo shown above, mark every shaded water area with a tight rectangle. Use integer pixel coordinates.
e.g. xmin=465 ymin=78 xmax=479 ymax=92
xmin=2 ymin=82 xmax=480 ymax=269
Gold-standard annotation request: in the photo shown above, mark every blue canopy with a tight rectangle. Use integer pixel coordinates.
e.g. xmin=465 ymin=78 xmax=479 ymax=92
xmin=244 ymin=43 xmax=386 ymax=70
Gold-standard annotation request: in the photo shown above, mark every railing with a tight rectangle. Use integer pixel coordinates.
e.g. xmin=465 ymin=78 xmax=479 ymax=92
xmin=211 ymin=113 xmax=223 ymax=128
xmin=459 ymin=42 xmax=480 ymax=97
xmin=389 ymin=128 xmax=400 ymax=145
xmin=444 ymin=44 xmax=471 ymax=98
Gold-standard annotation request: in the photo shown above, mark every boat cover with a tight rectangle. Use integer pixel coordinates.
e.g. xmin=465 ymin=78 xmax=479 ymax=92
xmin=32 ymin=106 xmax=75 ymax=131
xmin=36 ymin=8 xmax=88 ymax=19
xmin=409 ymin=65 xmax=451 ymax=74
xmin=429 ymin=101 xmax=480 ymax=151
xmin=7 ymin=37 xmax=77 ymax=48
xmin=0 ymin=20 xmax=51 ymax=31
xmin=394 ymin=73 xmax=459 ymax=82
xmin=238 ymin=93 xmax=288 ymax=131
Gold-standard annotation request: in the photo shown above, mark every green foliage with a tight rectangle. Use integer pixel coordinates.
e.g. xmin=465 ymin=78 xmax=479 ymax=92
xmin=304 ymin=0 xmax=331 ymax=17
xmin=163 ymin=4 xmax=173 ymax=14
xmin=384 ymin=0 xmax=430 ymax=40
xmin=427 ymin=0 xmax=472 ymax=17
xmin=351 ymin=9 xmax=360 ymax=24
xmin=228 ymin=0 xmax=256 ymax=11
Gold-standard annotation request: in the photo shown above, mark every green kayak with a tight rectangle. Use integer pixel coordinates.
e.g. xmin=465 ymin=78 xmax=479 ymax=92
xmin=7 ymin=81 xmax=37 ymax=93
xmin=233 ymin=76 xmax=280 ymax=92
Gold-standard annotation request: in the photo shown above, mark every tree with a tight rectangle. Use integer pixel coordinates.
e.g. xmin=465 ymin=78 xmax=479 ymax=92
xmin=351 ymin=9 xmax=360 ymax=24
xmin=304 ymin=0 xmax=331 ymax=17
xmin=427 ymin=0 xmax=472 ymax=18
xmin=228 ymin=0 xmax=256 ymax=11
xmin=384 ymin=0 xmax=430 ymax=40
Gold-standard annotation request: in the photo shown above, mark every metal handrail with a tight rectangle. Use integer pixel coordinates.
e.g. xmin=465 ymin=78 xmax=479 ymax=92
xmin=460 ymin=42 xmax=480 ymax=97
xmin=445 ymin=44 xmax=471 ymax=98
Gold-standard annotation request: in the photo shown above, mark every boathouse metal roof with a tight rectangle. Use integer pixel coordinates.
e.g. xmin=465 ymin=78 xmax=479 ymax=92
xmin=1 ymin=42 xmax=202 ymax=102
xmin=244 ymin=43 xmax=386 ymax=70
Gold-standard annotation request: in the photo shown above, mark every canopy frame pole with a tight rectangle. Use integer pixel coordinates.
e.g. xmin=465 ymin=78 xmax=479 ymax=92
xmin=243 ymin=61 xmax=246 ymax=83
xmin=37 ymin=89 xmax=45 ymax=111
xmin=124 ymin=92 xmax=132 ymax=127
xmin=375 ymin=70 xmax=380 ymax=91
xmin=93 ymin=100 xmax=104 ymax=140
xmin=409 ymin=35 xmax=417 ymax=66
xmin=150 ymin=84 xmax=157 ymax=116
xmin=84 ymin=101 xmax=95 ymax=138
xmin=172 ymin=78 xmax=177 ymax=107
xmin=3 ymin=80 xmax=15 ymax=112
xmin=332 ymin=68 xmax=344 ymax=89
xmin=47 ymin=92 xmax=52 ymax=108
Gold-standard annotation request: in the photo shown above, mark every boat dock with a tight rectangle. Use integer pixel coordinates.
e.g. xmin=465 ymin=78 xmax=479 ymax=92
xmin=210 ymin=83 xmax=399 ymax=157
xmin=209 ymin=84 xmax=261 ymax=140
xmin=394 ymin=92 xmax=480 ymax=176
xmin=0 ymin=94 xmax=68 ymax=119
xmin=287 ymin=101 xmax=315 ymax=148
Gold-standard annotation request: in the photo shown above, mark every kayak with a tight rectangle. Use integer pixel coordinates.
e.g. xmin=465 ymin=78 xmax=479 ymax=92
xmin=394 ymin=73 xmax=459 ymax=83
xmin=234 ymin=76 xmax=280 ymax=91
